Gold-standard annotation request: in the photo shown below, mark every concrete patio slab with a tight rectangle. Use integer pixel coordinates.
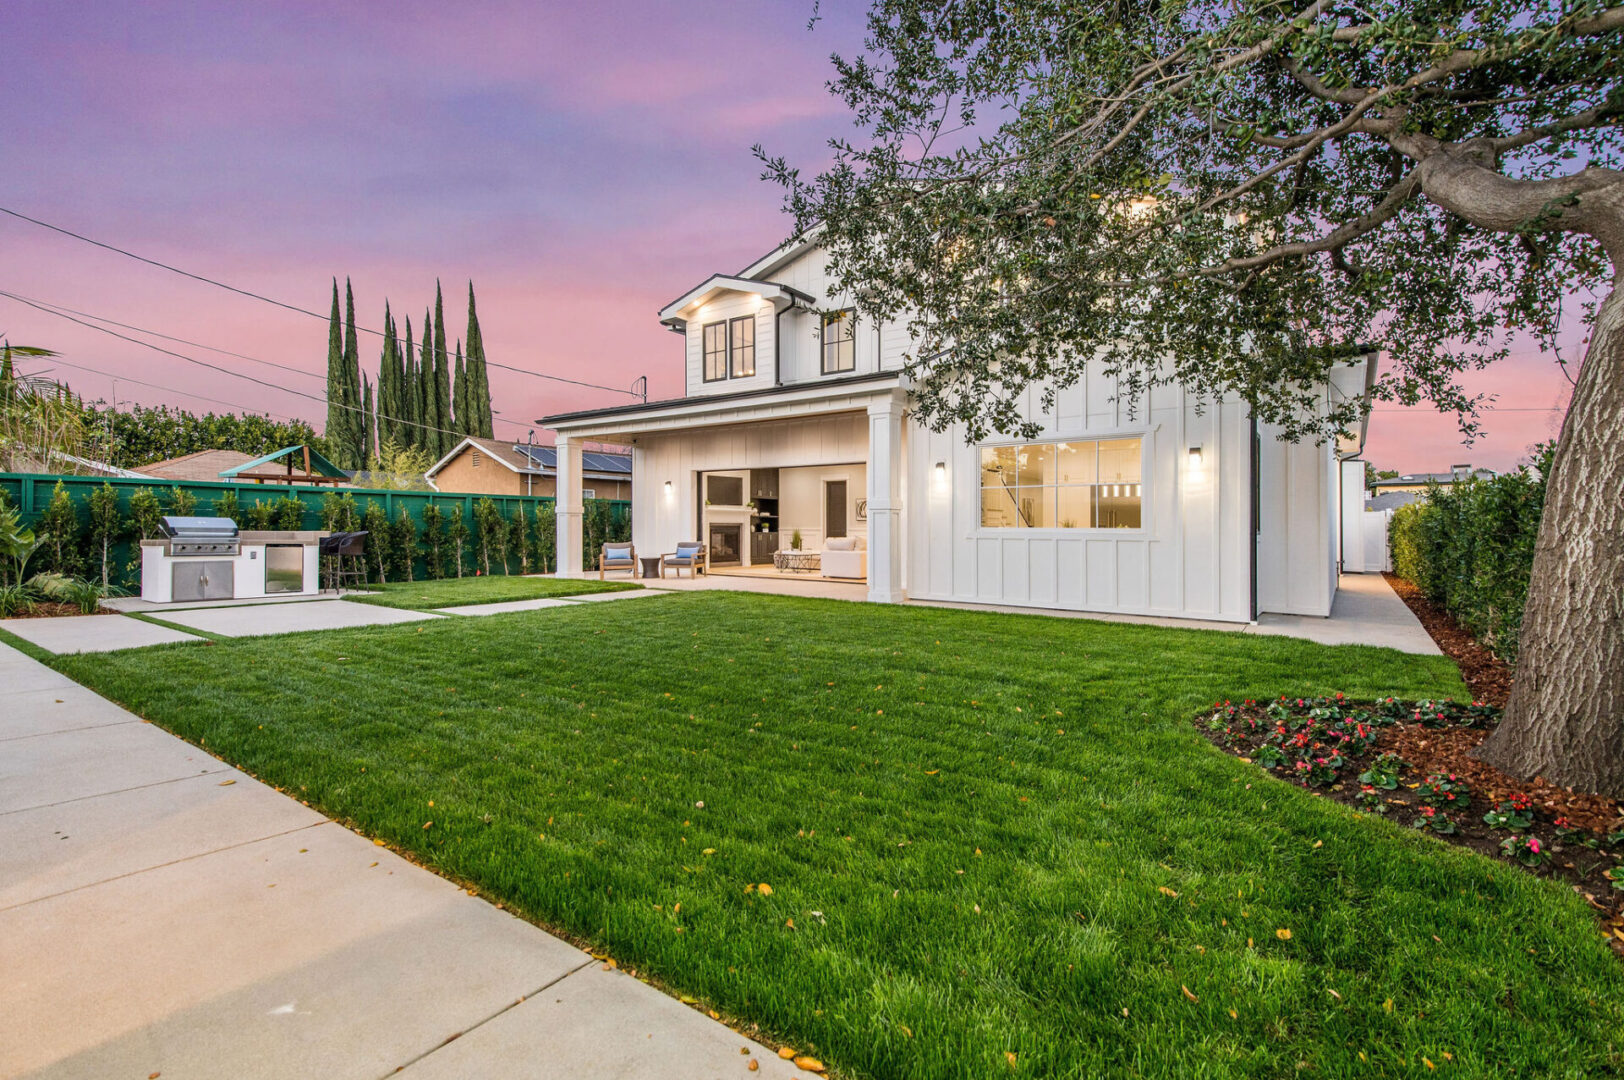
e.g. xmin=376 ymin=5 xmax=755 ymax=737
xmin=397 ymin=963 xmax=804 ymax=1080
xmin=1 ymin=685 xmax=141 ymax=741
xmin=566 ymin=588 xmax=671 ymax=602
xmin=1 ymin=822 xmax=589 ymax=1080
xmin=0 ymin=651 xmax=79 ymax=694
xmin=0 ymin=718 xmax=228 ymax=815
xmin=436 ymin=597 xmax=581 ymax=616
xmin=0 ymin=767 xmax=324 ymax=910
xmin=1251 ymin=572 xmax=1439 ymax=655
xmin=156 ymin=598 xmax=439 ymax=637
xmin=1 ymin=613 xmax=203 ymax=654
xmin=106 ymin=591 xmax=360 ymax=613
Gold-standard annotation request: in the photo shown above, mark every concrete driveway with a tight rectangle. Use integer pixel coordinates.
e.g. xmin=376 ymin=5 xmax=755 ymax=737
xmin=0 ymin=642 xmax=811 ymax=1080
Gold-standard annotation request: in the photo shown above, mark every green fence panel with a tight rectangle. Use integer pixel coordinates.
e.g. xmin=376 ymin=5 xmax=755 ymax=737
xmin=1 ymin=472 xmax=630 ymax=586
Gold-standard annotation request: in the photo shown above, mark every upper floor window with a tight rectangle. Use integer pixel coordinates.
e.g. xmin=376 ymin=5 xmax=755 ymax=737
xmin=729 ymin=316 xmax=756 ymax=378
xmin=822 ymin=309 xmax=855 ymax=374
xmin=979 ymin=438 xmax=1143 ymax=529
xmin=703 ymin=321 xmax=728 ymax=382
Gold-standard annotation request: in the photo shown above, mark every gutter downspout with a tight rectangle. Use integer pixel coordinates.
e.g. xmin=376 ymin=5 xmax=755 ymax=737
xmin=1249 ymin=409 xmax=1260 ymax=623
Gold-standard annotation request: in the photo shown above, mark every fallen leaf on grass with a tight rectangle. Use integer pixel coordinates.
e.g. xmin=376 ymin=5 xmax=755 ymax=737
xmin=794 ymin=1057 xmax=826 ymax=1072
xmin=758 ymin=883 xmax=773 ymax=896
xmin=1327 ymin=988 xmax=1342 ymax=1001
xmin=1158 ymin=887 xmax=1179 ymax=898
xmin=1181 ymin=985 xmax=1198 ymax=1003
xmin=423 ymin=821 xmax=434 ymax=830
xmin=779 ymin=1047 xmax=797 ymax=1059
xmin=1005 ymin=1051 xmax=1018 ymax=1068
xmin=1275 ymin=928 xmax=1292 ymax=940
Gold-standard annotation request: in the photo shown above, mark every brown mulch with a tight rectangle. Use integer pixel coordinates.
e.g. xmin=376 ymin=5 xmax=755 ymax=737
xmin=1381 ymin=724 xmax=1624 ymax=834
xmin=2 ymin=601 xmax=97 ymax=619
xmin=1198 ymin=699 xmax=1624 ymax=948
xmin=1383 ymin=572 xmax=1514 ymax=705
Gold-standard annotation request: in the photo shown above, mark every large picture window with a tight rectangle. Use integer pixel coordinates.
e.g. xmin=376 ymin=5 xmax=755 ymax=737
xmin=821 ymin=309 xmax=855 ymax=373
xmin=979 ymin=438 xmax=1143 ymax=529
xmin=729 ymin=315 xmax=756 ymax=378
xmin=702 ymin=321 xmax=728 ymax=382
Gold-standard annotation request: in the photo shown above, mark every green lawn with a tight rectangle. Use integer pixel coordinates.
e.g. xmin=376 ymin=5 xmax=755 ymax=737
xmin=53 ymin=593 xmax=1624 ymax=1078
xmin=345 ymin=574 xmax=640 ymax=609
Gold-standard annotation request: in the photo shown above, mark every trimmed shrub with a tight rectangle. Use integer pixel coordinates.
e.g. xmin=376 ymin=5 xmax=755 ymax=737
xmin=1389 ymin=445 xmax=1551 ymax=663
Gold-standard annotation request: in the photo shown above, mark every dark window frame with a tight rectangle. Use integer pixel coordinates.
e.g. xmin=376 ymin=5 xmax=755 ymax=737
xmin=702 ymin=320 xmax=728 ymax=382
xmin=821 ymin=308 xmax=856 ymax=374
xmin=728 ymin=314 xmax=756 ymax=378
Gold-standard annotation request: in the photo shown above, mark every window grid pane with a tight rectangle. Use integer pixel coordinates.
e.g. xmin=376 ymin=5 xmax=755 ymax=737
xmin=978 ymin=439 xmax=1142 ymax=530
xmin=729 ymin=316 xmax=756 ymax=378
xmin=822 ymin=311 xmax=856 ymax=373
xmin=703 ymin=322 xmax=727 ymax=382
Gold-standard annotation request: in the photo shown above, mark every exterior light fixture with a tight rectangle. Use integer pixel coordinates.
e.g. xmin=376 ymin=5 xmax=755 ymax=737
xmin=933 ymin=461 xmax=948 ymax=492
xmin=1187 ymin=445 xmax=1205 ymax=481
xmin=663 ymin=480 xmax=673 ymax=498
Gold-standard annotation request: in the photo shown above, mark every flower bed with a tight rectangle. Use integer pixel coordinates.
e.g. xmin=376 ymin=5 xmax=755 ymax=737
xmin=1199 ymin=695 xmax=1624 ymax=948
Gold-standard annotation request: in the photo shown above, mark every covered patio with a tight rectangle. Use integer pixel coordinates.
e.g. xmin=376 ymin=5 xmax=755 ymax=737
xmin=544 ymin=374 xmax=907 ymax=604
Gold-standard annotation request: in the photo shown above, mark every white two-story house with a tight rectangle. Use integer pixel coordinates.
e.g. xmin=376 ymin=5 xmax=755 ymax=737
xmin=544 ymin=236 xmax=1374 ymax=622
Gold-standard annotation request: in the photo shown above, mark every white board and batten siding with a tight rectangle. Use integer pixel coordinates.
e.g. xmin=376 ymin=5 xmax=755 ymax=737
xmin=906 ymin=372 xmax=1266 ymax=623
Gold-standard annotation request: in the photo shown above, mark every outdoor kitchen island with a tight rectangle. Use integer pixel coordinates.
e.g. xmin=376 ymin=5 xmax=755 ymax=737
xmin=140 ymin=517 xmax=328 ymax=603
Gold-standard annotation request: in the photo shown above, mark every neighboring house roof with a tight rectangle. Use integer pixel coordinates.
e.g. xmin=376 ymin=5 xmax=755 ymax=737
xmin=1370 ymin=467 xmax=1495 ymax=489
xmin=7 ymin=450 xmax=152 ymax=479
xmin=215 ymin=445 xmax=349 ymax=483
xmin=424 ymin=436 xmax=632 ymax=486
xmin=139 ymin=449 xmax=256 ymax=482
xmin=1367 ymin=490 xmax=1425 ymax=511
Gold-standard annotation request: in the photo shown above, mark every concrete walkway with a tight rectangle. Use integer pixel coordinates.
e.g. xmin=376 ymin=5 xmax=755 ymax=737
xmin=155 ymin=598 xmax=440 ymax=637
xmin=1 ymin=613 xmax=204 ymax=654
xmin=0 ymin=641 xmax=808 ymax=1080
xmin=1252 ymin=573 xmax=1439 ymax=655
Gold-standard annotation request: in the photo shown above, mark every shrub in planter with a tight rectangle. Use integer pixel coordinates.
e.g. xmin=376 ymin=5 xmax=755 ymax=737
xmin=1413 ymin=806 xmax=1458 ymax=835
xmin=1357 ymin=752 xmax=1408 ymax=790
xmin=1500 ymin=834 xmax=1549 ymax=868
xmin=1482 ymin=794 xmax=1535 ymax=832
xmin=1417 ymin=772 xmax=1471 ymax=810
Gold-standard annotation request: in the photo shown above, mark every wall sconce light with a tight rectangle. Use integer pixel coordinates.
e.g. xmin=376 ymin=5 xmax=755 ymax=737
xmin=933 ymin=461 xmax=948 ymax=492
xmin=663 ymin=480 xmax=673 ymax=498
xmin=1187 ymin=445 xmax=1205 ymax=480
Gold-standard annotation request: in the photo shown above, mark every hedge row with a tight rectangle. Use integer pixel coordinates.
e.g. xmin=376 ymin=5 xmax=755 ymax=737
xmin=1388 ymin=444 xmax=1552 ymax=663
xmin=2 ymin=479 xmax=630 ymax=589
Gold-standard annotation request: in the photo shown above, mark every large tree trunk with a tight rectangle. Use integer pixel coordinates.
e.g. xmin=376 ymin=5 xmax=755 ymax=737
xmin=1475 ymin=284 xmax=1624 ymax=796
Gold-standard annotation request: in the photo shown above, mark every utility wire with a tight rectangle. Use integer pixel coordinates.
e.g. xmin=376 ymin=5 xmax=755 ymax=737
xmin=1 ymin=290 xmax=521 ymax=443
xmin=4 ymin=290 xmax=325 ymax=383
xmin=0 ymin=203 xmax=643 ymax=398
xmin=20 ymin=354 xmax=316 ymax=423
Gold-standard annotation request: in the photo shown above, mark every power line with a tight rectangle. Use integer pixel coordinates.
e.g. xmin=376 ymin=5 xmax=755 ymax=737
xmin=1 ymin=290 xmax=520 ymax=443
xmin=0 ymin=203 xmax=644 ymax=399
xmin=3 ymin=290 xmax=324 ymax=383
xmin=20 ymin=354 xmax=316 ymax=423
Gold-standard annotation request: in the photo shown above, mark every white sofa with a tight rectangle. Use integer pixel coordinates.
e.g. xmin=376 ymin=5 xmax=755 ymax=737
xmin=821 ymin=536 xmax=867 ymax=579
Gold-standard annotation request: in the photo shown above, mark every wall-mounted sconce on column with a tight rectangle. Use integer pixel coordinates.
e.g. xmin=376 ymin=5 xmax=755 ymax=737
xmin=1187 ymin=445 xmax=1205 ymax=481
xmin=933 ymin=461 xmax=948 ymax=493
xmin=663 ymin=480 xmax=674 ymax=498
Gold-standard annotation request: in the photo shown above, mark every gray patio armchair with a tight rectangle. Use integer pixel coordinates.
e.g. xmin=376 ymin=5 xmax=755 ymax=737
xmin=661 ymin=541 xmax=708 ymax=578
xmin=598 ymin=542 xmax=636 ymax=579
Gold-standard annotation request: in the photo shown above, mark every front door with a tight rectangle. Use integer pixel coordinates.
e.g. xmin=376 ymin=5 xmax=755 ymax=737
xmin=825 ymin=480 xmax=847 ymax=540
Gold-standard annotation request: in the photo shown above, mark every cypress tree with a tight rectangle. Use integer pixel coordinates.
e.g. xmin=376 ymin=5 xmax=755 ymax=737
xmin=378 ymin=305 xmax=398 ymax=451
xmin=453 ymin=339 xmax=468 ymax=436
xmin=342 ymin=278 xmax=363 ymax=468
xmin=432 ymin=282 xmax=452 ymax=457
xmin=361 ymin=373 xmax=374 ymax=469
xmin=421 ymin=306 xmax=437 ymax=453
xmin=466 ymin=281 xmax=494 ymax=438
xmin=323 ymin=279 xmax=349 ymax=462
xmin=402 ymin=316 xmax=419 ymax=451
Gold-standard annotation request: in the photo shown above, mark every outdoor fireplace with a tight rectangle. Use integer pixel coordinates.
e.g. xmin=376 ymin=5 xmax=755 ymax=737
xmin=708 ymin=523 xmax=742 ymax=566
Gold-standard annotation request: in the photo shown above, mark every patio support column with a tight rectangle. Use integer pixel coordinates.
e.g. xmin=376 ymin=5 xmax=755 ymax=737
xmin=866 ymin=394 xmax=906 ymax=603
xmin=556 ymin=434 xmax=584 ymax=576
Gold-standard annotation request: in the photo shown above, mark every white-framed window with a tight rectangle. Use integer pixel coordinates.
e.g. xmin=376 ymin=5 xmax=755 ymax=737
xmin=729 ymin=315 xmax=756 ymax=377
xmin=821 ymin=309 xmax=855 ymax=373
xmin=582 ymin=488 xmax=596 ymax=499
xmin=979 ymin=438 xmax=1143 ymax=529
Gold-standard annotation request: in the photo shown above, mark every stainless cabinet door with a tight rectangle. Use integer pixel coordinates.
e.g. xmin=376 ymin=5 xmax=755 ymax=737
xmin=264 ymin=545 xmax=303 ymax=594
xmin=172 ymin=562 xmax=234 ymax=602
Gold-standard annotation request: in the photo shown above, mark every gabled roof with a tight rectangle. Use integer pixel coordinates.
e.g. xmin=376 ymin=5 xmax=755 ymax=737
xmin=425 ymin=436 xmax=632 ymax=480
xmin=1370 ymin=468 xmax=1494 ymax=488
xmin=140 ymin=449 xmax=256 ymax=482
xmin=217 ymin=444 xmax=347 ymax=481
xmin=657 ymin=274 xmax=816 ymax=329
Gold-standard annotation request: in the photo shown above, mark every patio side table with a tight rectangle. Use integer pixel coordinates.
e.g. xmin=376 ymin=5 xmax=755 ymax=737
xmin=773 ymin=550 xmax=821 ymax=573
xmin=639 ymin=556 xmax=663 ymax=579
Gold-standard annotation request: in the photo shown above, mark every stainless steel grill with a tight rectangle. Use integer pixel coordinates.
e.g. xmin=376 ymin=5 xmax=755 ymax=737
xmin=158 ymin=516 xmax=241 ymax=556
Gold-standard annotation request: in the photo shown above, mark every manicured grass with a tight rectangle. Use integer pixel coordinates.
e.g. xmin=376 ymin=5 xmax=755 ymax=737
xmin=345 ymin=574 xmax=640 ymax=609
xmin=55 ymin=594 xmax=1624 ymax=1078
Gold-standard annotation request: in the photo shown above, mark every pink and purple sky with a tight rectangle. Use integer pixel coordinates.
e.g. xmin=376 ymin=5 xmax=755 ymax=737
xmin=3 ymin=2 xmax=1572 ymax=471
